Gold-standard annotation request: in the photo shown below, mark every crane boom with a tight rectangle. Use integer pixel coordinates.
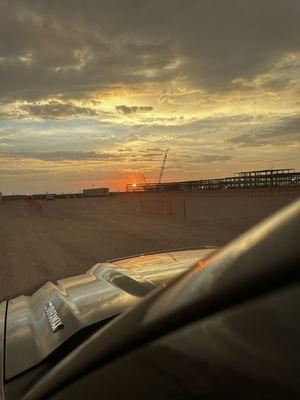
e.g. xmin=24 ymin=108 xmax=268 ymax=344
xmin=158 ymin=147 xmax=169 ymax=184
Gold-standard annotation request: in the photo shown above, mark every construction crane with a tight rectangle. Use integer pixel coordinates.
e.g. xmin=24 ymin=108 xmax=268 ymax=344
xmin=141 ymin=174 xmax=148 ymax=186
xmin=158 ymin=147 xmax=169 ymax=184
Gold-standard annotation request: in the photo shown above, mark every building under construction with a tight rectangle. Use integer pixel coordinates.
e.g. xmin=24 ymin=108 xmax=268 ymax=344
xmin=126 ymin=168 xmax=300 ymax=192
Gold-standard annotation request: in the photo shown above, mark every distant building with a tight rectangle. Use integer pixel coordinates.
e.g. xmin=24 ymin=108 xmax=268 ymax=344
xmin=83 ymin=188 xmax=109 ymax=197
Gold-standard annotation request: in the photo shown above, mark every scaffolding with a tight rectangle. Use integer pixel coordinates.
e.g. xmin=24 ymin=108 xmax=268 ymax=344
xmin=126 ymin=168 xmax=300 ymax=192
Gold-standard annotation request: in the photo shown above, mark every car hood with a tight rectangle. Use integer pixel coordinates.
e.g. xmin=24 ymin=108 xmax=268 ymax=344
xmin=1 ymin=247 xmax=215 ymax=381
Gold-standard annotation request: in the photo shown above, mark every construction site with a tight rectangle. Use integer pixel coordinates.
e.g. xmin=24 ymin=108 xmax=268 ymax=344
xmin=126 ymin=168 xmax=300 ymax=192
xmin=1 ymin=147 xmax=300 ymax=300
xmin=0 ymin=184 xmax=299 ymax=300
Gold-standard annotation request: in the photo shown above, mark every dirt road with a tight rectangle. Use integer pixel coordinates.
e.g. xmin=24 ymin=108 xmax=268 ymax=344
xmin=0 ymin=192 xmax=297 ymax=300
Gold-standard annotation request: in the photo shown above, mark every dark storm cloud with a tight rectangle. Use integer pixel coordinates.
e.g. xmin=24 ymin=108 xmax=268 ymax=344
xmin=115 ymin=105 xmax=153 ymax=115
xmin=1 ymin=0 xmax=300 ymax=100
xmin=227 ymin=114 xmax=300 ymax=146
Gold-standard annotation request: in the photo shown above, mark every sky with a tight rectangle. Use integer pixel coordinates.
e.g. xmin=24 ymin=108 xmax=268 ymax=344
xmin=0 ymin=0 xmax=300 ymax=194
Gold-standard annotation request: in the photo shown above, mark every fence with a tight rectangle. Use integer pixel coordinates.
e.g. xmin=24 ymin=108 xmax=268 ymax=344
xmin=140 ymin=188 xmax=299 ymax=218
xmin=140 ymin=199 xmax=186 ymax=217
xmin=25 ymin=198 xmax=43 ymax=214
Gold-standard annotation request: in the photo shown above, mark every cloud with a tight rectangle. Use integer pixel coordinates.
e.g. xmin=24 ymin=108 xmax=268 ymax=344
xmin=261 ymin=77 xmax=293 ymax=91
xmin=195 ymin=154 xmax=232 ymax=163
xmin=115 ymin=105 xmax=154 ymax=115
xmin=1 ymin=2 xmax=300 ymax=194
xmin=227 ymin=114 xmax=300 ymax=146
xmin=266 ymin=114 xmax=300 ymax=136
xmin=21 ymin=101 xmax=99 ymax=119
xmin=0 ymin=128 xmax=18 ymax=137
xmin=0 ymin=168 xmax=44 ymax=175
xmin=0 ymin=150 xmax=125 ymax=161
xmin=0 ymin=0 xmax=300 ymax=101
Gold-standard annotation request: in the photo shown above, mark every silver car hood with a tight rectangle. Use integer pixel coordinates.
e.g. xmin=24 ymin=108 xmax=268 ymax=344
xmin=2 ymin=247 xmax=215 ymax=380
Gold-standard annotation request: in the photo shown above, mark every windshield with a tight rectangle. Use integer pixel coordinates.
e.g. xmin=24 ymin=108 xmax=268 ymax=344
xmin=0 ymin=1 xmax=299 ymax=299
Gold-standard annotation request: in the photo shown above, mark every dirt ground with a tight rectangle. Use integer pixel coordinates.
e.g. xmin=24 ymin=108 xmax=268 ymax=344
xmin=0 ymin=191 xmax=298 ymax=300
